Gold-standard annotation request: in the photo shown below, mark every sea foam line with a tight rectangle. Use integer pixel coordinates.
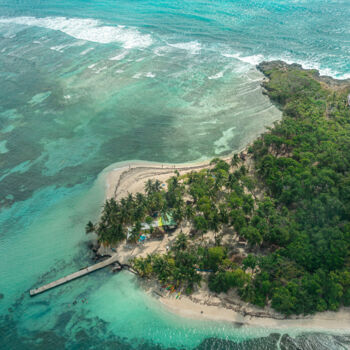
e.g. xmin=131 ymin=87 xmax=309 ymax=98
xmin=222 ymin=51 xmax=350 ymax=80
xmin=167 ymin=41 xmax=202 ymax=54
xmin=222 ymin=53 xmax=264 ymax=66
xmin=0 ymin=16 xmax=153 ymax=49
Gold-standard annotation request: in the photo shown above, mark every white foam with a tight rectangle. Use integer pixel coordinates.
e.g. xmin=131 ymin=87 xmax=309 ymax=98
xmin=50 ymin=44 xmax=67 ymax=52
xmin=208 ymin=71 xmax=224 ymax=80
xmin=222 ymin=51 xmax=350 ymax=79
xmin=222 ymin=53 xmax=264 ymax=66
xmin=6 ymin=33 xmax=16 ymax=39
xmin=339 ymin=73 xmax=350 ymax=80
xmin=80 ymin=47 xmax=94 ymax=55
xmin=0 ymin=16 xmax=153 ymax=49
xmin=94 ymin=66 xmax=107 ymax=74
xmin=214 ymin=127 xmax=236 ymax=154
xmin=145 ymin=72 xmax=156 ymax=78
xmin=50 ymin=40 xmax=85 ymax=52
xmin=168 ymin=41 xmax=201 ymax=54
xmin=132 ymin=72 xmax=155 ymax=79
xmin=109 ymin=50 xmax=128 ymax=61
xmin=280 ymin=57 xmax=350 ymax=80
xmin=153 ymin=46 xmax=170 ymax=56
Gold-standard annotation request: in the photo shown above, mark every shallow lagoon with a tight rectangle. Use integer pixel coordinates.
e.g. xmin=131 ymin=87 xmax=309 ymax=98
xmin=1 ymin=0 xmax=350 ymax=348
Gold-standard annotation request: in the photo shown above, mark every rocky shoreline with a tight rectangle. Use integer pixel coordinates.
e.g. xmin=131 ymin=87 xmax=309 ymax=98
xmin=258 ymin=60 xmax=350 ymax=90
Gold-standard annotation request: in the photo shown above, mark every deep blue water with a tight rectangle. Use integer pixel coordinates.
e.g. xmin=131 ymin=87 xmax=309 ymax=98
xmin=0 ymin=0 xmax=350 ymax=348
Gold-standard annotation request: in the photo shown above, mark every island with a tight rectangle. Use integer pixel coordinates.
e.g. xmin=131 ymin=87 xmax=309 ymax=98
xmin=86 ymin=61 xmax=350 ymax=328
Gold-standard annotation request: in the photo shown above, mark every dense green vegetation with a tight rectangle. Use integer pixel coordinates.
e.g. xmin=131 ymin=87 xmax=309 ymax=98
xmin=88 ymin=62 xmax=350 ymax=315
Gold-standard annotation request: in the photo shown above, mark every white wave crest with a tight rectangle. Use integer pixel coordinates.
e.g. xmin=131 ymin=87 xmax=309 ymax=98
xmin=145 ymin=72 xmax=156 ymax=78
xmin=222 ymin=53 xmax=264 ymax=66
xmin=80 ymin=47 xmax=94 ymax=55
xmin=50 ymin=40 xmax=85 ymax=52
xmin=0 ymin=16 xmax=153 ymax=49
xmin=339 ymin=73 xmax=350 ymax=80
xmin=272 ymin=56 xmax=350 ymax=80
xmin=168 ymin=41 xmax=201 ymax=54
xmin=222 ymin=50 xmax=350 ymax=80
xmin=153 ymin=46 xmax=171 ymax=56
xmin=109 ymin=50 xmax=129 ymax=61
xmin=132 ymin=72 xmax=156 ymax=79
xmin=208 ymin=71 xmax=224 ymax=80
xmin=132 ymin=73 xmax=142 ymax=79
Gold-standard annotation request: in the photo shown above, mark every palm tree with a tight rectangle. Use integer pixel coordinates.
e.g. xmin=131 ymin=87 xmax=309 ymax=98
xmin=145 ymin=179 xmax=154 ymax=196
xmin=226 ymin=173 xmax=237 ymax=191
xmin=119 ymin=205 xmax=129 ymax=225
xmin=173 ymin=206 xmax=185 ymax=227
xmin=210 ymin=158 xmax=221 ymax=166
xmin=231 ymin=154 xmax=240 ymax=168
xmin=209 ymin=211 xmax=221 ymax=242
xmin=126 ymin=193 xmax=134 ymax=209
xmin=136 ymin=192 xmax=146 ymax=207
xmin=154 ymin=179 xmax=162 ymax=192
xmin=109 ymin=198 xmax=118 ymax=211
xmin=134 ymin=204 xmax=145 ymax=222
xmin=129 ymin=221 xmax=142 ymax=243
xmin=85 ymin=221 xmax=95 ymax=234
xmin=193 ymin=215 xmax=207 ymax=240
xmin=173 ymin=233 xmax=188 ymax=251
xmin=169 ymin=176 xmax=178 ymax=189
xmin=114 ymin=223 xmax=126 ymax=243
xmin=185 ymin=204 xmax=194 ymax=223
xmin=96 ymin=223 xmax=108 ymax=244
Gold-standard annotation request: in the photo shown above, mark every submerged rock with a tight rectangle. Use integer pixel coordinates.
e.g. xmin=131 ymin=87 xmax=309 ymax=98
xmin=196 ymin=333 xmax=350 ymax=350
xmin=196 ymin=333 xmax=280 ymax=350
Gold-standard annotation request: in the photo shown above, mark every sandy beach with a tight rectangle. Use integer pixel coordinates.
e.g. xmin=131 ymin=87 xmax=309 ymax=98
xmin=105 ymin=157 xmax=232 ymax=200
xmin=157 ymin=290 xmax=350 ymax=331
xmin=102 ymin=157 xmax=350 ymax=332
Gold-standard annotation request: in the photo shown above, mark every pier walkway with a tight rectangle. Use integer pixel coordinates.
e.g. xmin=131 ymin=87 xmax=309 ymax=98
xmin=29 ymin=254 xmax=119 ymax=296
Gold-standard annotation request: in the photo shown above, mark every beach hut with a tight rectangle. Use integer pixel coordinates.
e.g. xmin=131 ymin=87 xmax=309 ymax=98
xmin=161 ymin=212 xmax=177 ymax=231
xmin=127 ymin=212 xmax=176 ymax=240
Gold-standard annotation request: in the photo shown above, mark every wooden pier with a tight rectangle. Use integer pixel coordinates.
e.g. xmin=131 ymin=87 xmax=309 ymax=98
xmin=29 ymin=254 xmax=119 ymax=296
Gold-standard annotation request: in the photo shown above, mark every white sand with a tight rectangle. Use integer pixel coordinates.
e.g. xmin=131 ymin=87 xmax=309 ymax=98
xmin=105 ymin=158 xmax=231 ymax=200
xmin=158 ymin=293 xmax=350 ymax=331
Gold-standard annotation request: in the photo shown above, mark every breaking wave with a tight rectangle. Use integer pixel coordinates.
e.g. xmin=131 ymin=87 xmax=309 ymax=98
xmin=0 ymin=16 xmax=153 ymax=49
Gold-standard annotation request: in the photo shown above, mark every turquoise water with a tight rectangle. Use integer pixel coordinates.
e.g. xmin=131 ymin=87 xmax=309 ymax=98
xmin=0 ymin=0 xmax=350 ymax=348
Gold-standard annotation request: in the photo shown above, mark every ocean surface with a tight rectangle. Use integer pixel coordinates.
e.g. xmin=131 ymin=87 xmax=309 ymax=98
xmin=1 ymin=0 xmax=350 ymax=348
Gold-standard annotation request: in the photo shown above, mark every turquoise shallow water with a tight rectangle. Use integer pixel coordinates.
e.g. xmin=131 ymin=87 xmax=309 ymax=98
xmin=0 ymin=0 xmax=350 ymax=348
